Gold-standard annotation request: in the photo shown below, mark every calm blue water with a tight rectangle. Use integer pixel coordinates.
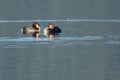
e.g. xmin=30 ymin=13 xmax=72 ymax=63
xmin=0 ymin=0 xmax=120 ymax=80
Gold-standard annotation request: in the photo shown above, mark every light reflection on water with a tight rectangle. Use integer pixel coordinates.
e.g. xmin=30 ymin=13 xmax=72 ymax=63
xmin=0 ymin=34 xmax=119 ymax=48
xmin=0 ymin=19 xmax=120 ymax=23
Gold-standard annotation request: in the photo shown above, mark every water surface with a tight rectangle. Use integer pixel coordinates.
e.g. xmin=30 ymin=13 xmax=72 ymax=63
xmin=0 ymin=0 xmax=120 ymax=80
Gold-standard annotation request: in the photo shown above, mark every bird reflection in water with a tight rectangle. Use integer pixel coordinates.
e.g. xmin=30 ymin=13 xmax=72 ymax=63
xmin=32 ymin=32 xmax=40 ymax=38
xmin=45 ymin=33 xmax=55 ymax=41
xmin=22 ymin=31 xmax=40 ymax=38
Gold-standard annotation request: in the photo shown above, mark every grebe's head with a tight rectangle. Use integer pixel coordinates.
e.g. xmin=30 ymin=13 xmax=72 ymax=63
xmin=32 ymin=22 xmax=40 ymax=29
xmin=48 ymin=23 xmax=55 ymax=29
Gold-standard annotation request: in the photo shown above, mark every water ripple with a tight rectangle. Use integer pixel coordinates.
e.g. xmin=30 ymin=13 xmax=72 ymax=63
xmin=58 ymin=36 xmax=103 ymax=41
xmin=106 ymin=41 xmax=120 ymax=45
xmin=0 ymin=19 xmax=120 ymax=23
xmin=0 ymin=35 xmax=119 ymax=48
xmin=0 ymin=36 xmax=103 ymax=42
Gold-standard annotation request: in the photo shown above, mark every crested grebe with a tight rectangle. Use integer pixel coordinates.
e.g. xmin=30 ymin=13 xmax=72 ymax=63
xmin=44 ymin=23 xmax=62 ymax=37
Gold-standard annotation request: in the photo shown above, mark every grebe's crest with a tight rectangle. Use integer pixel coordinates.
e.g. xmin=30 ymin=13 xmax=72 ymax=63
xmin=32 ymin=22 xmax=40 ymax=29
